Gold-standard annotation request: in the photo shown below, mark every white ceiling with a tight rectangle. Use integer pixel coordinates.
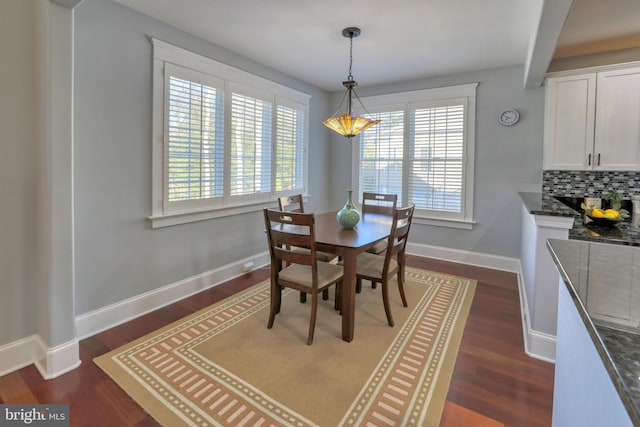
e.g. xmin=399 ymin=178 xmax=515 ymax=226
xmin=111 ymin=0 xmax=640 ymax=91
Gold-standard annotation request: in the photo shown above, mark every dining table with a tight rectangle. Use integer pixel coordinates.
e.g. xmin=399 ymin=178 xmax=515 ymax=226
xmin=312 ymin=211 xmax=393 ymax=342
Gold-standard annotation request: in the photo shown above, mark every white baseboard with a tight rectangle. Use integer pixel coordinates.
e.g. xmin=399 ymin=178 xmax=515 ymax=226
xmin=78 ymin=243 xmax=516 ymax=344
xmin=406 ymin=241 xmax=521 ymax=273
xmin=407 ymin=241 xmax=556 ymax=363
xmin=0 ymin=336 xmax=36 ymax=377
xmin=0 ymin=335 xmax=81 ymax=379
xmin=2 ymin=245 xmax=549 ymax=379
xmin=33 ymin=336 xmax=81 ymax=379
xmin=75 ymin=252 xmax=270 ymax=340
xmin=525 ymin=329 xmax=557 ymax=363
xmin=515 ymin=261 xmax=557 ymax=363
xmin=1 ymin=253 xmax=269 ymax=379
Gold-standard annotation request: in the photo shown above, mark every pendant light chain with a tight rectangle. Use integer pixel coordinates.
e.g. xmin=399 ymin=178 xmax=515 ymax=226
xmin=348 ymin=33 xmax=354 ymax=81
xmin=345 ymin=33 xmax=354 ymax=117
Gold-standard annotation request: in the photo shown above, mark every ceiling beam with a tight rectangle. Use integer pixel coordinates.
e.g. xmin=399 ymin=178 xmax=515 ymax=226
xmin=51 ymin=0 xmax=84 ymax=9
xmin=523 ymin=0 xmax=575 ymax=89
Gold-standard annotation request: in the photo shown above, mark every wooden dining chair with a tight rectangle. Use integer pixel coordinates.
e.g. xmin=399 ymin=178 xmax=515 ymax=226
xmin=362 ymin=192 xmax=398 ymax=257
xmin=361 ymin=192 xmax=398 ymax=217
xmin=358 ymin=192 xmax=399 ymax=293
xmin=277 ymin=194 xmax=305 ymax=213
xmin=263 ymin=208 xmax=344 ymax=344
xmin=278 ymin=194 xmax=337 ymax=303
xmin=354 ymin=204 xmax=415 ymax=327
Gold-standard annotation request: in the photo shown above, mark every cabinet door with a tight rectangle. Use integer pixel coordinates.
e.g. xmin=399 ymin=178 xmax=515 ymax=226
xmin=543 ymin=74 xmax=596 ymax=170
xmin=594 ymin=67 xmax=640 ymax=171
xmin=586 ymin=243 xmax=640 ymax=330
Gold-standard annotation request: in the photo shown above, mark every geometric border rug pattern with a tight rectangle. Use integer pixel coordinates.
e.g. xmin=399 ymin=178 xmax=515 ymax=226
xmin=95 ymin=267 xmax=476 ymax=427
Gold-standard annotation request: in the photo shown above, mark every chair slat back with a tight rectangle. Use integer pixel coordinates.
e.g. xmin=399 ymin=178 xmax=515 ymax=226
xmin=263 ymin=208 xmax=316 ymax=268
xmin=383 ymin=205 xmax=415 ymax=272
xmin=278 ymin=194 xmax=305 ymax=213
xmin=362 ymin=192 xmax=398 ymax=216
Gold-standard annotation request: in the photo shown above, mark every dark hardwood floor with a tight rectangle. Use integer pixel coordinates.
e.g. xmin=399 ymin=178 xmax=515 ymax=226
xmin=0 ymin=256 xmax=554 ymax=426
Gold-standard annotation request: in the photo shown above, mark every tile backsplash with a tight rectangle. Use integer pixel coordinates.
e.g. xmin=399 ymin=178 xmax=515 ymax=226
xmin=543 ymin=170 xmax=640 ymax=198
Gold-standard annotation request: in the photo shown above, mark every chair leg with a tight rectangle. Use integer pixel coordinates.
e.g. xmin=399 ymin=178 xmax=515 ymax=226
xmin=371 ymin=281 xmax=377 ymax=289
xmin=268 ymin=285 xmax=281 ymax=328
xmin=322 ymin=289 xmax=329 ymax=300
xmin=276 ymin=287 xmax=282 ymax=314
xmin=397 ymin=269 xmax=408 ymax=307
xmin=300 ymin=291 xmax=306 ymax=303
xmin=307 ymin=293 xmax=319 ymax=345
xmin=334 ymin=283 xmax=342 ymax=311
xmin=381 ymin=280 xmax=394 ymax=327
xmin=356 ymin=277 xmax=362 ymax=293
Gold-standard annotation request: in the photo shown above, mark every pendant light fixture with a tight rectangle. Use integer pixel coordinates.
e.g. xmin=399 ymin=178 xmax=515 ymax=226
xmin=322 ymin=27 xmax=380 ymax=139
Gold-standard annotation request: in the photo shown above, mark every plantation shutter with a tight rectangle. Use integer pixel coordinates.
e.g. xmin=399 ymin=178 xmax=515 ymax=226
xmin=230 ymin=92 xmax=273 ymax=197
xmin=359 ymin=110 xmax=405 ymax=203
xmin=166 ymin=70 xmax=225 ymax=204
xmin=275 ymin=103 xmax=305 ymax=192
xmin=408 ymin=103 xmax=465 ymax=214
xmin=152 ymin=40 xmax=312 ymax=226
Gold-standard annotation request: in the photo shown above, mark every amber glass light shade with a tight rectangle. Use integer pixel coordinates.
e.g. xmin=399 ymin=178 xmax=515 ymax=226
xmin=323 ymin=27 xmax=381 ymax=139
xmin=322 ymin=114 xmax=381 ymax=139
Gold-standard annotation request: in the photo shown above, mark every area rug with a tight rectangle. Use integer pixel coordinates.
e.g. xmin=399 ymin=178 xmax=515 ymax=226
xmin=94 ymin=267 xmax=476 ymax=427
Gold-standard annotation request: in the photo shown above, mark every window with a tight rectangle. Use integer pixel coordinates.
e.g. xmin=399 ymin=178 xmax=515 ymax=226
xmin=354 ymin=84 xmax=477 ymax=228
xmin=275 ymin=103 xmax=306 ymax=192
xmin=151 ymin=39 xmax=310 ymax=228
xmin=359 ymin=111 xmax=405 ymax=197
xmin=229 ymin=91 xmax=272 ymax=197
xmin=165 ymin=67 xmax=224 ymax=207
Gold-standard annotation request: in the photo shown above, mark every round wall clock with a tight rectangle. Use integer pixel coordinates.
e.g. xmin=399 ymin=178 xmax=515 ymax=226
xmin=499 ymin=109 xmax=520 ymax=126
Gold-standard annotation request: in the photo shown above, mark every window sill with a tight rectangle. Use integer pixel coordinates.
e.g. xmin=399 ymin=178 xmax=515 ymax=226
xmin=148 ymin=194 xmax=313 ymax=228
xmin=148 ymin=201 xmax=277 ymax=228
xmin=413 ymin=215 xmax=476 ymax=230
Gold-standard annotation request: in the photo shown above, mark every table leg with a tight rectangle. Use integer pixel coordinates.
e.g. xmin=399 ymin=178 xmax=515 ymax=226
xmin=341 ymin=249 xmax=356 ymax=342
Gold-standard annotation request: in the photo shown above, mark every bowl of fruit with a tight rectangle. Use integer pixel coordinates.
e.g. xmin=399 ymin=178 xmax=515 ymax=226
xmin=581 ymin=206 xmax=626 ymax=225
xmin=581 ymin=191 xmax=629 ymax=226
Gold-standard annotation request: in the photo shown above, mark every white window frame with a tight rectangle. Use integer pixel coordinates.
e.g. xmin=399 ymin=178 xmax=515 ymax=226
xmin=149 ymin=39 xmax=310 ymax=228
xmin=352 ymin=83 xmax=477 ymax=229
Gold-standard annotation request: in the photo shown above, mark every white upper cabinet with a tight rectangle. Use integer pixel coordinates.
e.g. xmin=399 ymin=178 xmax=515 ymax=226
xmin=544 ymin=65 xmax=640 ymax=171
xmin=544 ymin=73 xmax=596 ymax=170
xmin=594 ymin=67 xmax=640 ymax=170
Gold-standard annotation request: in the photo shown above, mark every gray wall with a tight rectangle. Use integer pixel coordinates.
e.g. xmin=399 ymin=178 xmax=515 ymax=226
xmin=0 ymin=0 xmax=548 ymax=352
xmin=73 ymin=0 xmax=331 ymax=315
xmin=329 ymin=65 xmax=545 ymax=258
xmin=0 ymin=0 xmax=38 ymax=345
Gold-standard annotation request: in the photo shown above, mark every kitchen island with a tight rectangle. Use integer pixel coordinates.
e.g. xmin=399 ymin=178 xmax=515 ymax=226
xmin=547 ymin=238 xmax=640 ymax=427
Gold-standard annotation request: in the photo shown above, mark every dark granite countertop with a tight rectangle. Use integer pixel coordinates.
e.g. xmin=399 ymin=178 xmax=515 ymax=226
xmin=519 ymin=191 xmax=580 ymax=217
xmin=569 ymin=215 xmax=640 ymax=246
xmin=547 ymin=239 xmax=640 ymax=426
xmin=520 ymin=192 xmax=640 ymax=246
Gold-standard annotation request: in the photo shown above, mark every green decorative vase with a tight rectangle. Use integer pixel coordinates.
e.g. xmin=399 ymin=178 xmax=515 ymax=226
xmin=337 ymin=190 xmax=360 ymax=229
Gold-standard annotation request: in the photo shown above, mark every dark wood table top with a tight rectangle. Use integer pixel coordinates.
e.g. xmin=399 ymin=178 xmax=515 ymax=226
xmin=312 ymin=211 xmax=391 ymax=249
